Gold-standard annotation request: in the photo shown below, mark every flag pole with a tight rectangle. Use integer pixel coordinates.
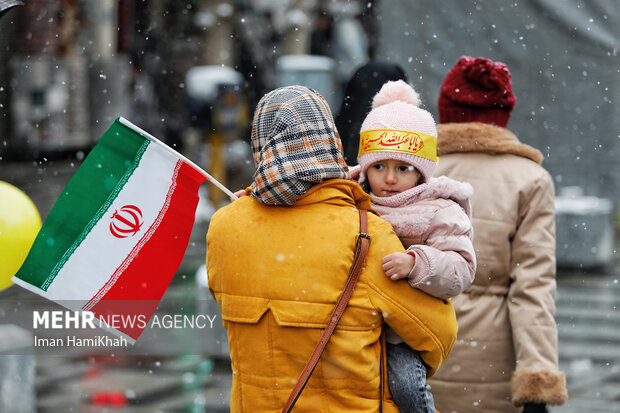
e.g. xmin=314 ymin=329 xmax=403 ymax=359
xmin=119 ymin=117 xmax=239 ymax=200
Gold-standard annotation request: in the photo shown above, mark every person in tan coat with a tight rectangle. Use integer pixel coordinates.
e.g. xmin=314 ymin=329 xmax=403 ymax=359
xmin=207 ymin=85 xmax=458 ymax=412
xmin=428 ymin=56 xmax=568 ymax=413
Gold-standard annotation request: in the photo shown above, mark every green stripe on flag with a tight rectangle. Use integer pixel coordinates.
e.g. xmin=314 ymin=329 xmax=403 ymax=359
xmin=15 ymin=119 xmax=149 ymax=290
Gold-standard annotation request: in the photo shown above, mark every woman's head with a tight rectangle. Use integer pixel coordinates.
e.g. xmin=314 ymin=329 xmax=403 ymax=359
xmin=438 ymin=56 xmax=516 ymax=127
xmin=335 ymin=61 xmax=408 ymax=164
xmin=357 ymin=80 xmax=438 ymax=187
xmin=250 ymin=85 xmax=349 ymax=205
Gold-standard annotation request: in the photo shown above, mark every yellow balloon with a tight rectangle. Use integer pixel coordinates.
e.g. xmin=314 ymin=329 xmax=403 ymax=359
xmin=0 ymin=181 xmax=42 ymax=291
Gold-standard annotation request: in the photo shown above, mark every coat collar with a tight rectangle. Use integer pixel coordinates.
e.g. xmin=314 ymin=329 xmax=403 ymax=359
xmin=437 ymin=122 xmax=543 ymax=164
xmin=246 ymin=179 xmax=376 ymax=212
xmin=294 ymin=179 xmax=376 ymax=212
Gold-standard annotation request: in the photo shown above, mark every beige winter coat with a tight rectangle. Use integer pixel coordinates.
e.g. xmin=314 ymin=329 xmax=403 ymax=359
xmin=429 ymin=122 xmax=567 ymax=413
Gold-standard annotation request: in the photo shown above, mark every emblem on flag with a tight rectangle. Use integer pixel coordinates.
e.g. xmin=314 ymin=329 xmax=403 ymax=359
xmin=109 ymin=205 xmax=143 ymax=238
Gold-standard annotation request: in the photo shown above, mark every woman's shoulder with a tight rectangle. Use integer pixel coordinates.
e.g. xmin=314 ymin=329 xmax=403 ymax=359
xmin=438 ymin=152 xmax=552 ymax=189
xmin=208 ymin=195 xmax=264 ymax=233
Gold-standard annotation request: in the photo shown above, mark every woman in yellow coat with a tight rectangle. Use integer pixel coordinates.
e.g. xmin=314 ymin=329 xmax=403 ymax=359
xmin=207 ymin=85 xmax=458 ymax=412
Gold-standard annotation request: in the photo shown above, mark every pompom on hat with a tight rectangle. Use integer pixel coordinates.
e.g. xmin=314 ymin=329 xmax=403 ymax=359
xmin=438 ymin=56 xmax=516 ymax=127
xmin=358 ymin=80 xmax=438 ymax=183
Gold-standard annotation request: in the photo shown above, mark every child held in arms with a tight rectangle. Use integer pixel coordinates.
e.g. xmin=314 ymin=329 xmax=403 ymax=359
xmin=353 ymin=80 xmax=477 ymax=413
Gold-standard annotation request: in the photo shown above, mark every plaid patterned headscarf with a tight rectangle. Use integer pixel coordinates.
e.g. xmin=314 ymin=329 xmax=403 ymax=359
xmin=250 ymin=85 xmax=350 ymax=205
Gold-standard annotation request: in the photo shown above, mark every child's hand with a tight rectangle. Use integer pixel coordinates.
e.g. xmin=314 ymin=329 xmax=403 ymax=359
xmin=231 ymin=189 xmax=247 ymax=201
xmin=349 ymin=164 xmax=361 ymax=181
xmin=382 ymin=252 xmax=415 ymax=281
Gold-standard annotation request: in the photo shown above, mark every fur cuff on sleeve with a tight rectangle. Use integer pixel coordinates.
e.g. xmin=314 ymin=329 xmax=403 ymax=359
xmin=511 ymin=369 xmax=568 ymax=406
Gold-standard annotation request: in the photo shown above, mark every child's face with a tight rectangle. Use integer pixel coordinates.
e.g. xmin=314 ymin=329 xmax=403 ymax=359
xmin=366 ymin=159 xmax=421 ymax=197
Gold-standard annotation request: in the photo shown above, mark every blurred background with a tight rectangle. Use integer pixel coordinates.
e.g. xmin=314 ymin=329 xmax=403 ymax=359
xmin=0 ymin=0 xmax=619 ymax=412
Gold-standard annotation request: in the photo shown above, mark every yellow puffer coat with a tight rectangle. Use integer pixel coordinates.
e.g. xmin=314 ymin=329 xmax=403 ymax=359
xmin=207 ymin=179 xmax=457 ymax=412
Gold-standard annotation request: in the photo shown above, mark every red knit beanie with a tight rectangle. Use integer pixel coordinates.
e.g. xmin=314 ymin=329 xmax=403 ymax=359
xmin=438 ymin=56 xmax=516 ymax=127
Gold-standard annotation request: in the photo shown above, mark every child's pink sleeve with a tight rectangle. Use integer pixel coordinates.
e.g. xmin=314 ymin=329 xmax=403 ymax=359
xmin=406 ymin=202 xmax=476 ymax=299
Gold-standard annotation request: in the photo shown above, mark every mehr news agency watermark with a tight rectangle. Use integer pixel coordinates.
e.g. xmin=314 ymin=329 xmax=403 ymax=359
xmin=31 ymin=310 xmax=219 ymax=348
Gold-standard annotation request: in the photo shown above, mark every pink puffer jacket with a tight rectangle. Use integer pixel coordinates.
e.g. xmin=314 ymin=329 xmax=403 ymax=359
xmin=369 ymin=176 xmax=476 ymax=300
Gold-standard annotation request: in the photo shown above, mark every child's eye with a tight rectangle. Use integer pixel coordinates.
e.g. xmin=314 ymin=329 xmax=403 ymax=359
xmin=372 ymin=164 xmax=385 ymax=170
xmin=399 ymin=165 xmax=415 ymax=172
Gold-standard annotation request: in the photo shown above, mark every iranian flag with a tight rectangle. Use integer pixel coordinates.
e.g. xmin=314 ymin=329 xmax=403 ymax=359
xmin=13 ymin=117 xmax=232 ymax=344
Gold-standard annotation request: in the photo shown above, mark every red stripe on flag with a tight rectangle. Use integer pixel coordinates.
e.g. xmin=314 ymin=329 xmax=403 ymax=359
xmin=85 ymin=161 xmax=205 ymax=341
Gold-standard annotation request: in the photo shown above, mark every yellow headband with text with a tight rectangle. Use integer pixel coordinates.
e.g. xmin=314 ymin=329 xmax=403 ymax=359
xmin=358 ymin=128 xmax=438 ymax=161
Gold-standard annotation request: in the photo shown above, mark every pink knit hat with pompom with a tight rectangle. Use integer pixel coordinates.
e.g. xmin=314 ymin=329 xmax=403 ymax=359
xmin=358 ymin=80 xmax=438 ymax=183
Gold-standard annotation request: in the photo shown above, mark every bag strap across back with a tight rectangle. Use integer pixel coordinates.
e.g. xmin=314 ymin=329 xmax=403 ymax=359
xmin=282 ymin=208 xmax=372 ymax=413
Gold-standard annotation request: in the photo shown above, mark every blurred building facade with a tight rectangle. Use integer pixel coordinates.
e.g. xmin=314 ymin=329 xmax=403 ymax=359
xmin=375 ymin=0 xmax=620 ymax=207
xmin=0 ymin=0 xmax=373 ymax=162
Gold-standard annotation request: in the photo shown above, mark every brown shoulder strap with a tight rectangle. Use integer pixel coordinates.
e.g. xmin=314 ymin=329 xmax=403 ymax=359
xmin=282 ymin=209 xmax=371 ymax=413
